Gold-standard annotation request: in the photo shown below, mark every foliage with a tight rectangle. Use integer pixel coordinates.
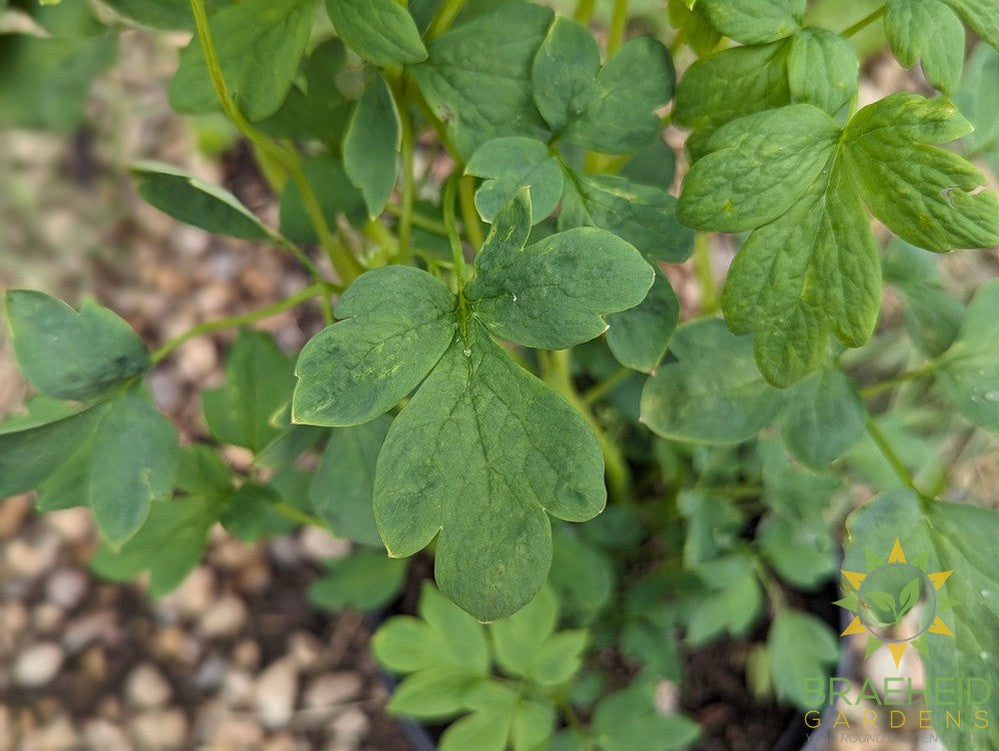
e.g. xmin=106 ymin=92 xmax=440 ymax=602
xmin=3 ymin=0 xmax=999 ymax=748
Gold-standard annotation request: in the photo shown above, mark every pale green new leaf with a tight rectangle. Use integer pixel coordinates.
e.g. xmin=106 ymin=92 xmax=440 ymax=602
xmin=131 ymin=161 xmax=268 ymax=240
xmin=203 ymin=331 xmax=294 ymax=452
xmin=843 ymin=490 xmax=999 ymax=751
xmin=592 ymin=681 xmax=700 ymax=751
xmin=169 ymin=0 xmax=317 ymax=121
xmin=640 ymin=319 xmax=785 ymax=443
xmin=344 ymin=74 xmax=401 ymax=218
xmin=768 ymin=609 xmax=839 ymax=709
xmin=410 ymin=3 xmax=553 ymax=159
xmin=787 ymin=28 xmax=859 ymax=115
xmin=468 ymin=190 xmax=653 ymax=351
xmin=938 ymin=280 xmax=999 ymax=431
xmin=466 ymin=137 xmax=563 ymax=224
xmin=309 ymin=550 xmax=406 ymax=612
xmin=559 ymin=172 xmax=695 ymax=262
xmin=886 ymin=0 xmax=964 ymax=94
xmin=88 ymin=389 xmax=179 ymax=544
xmin=388 ymin=666 xmax=487 ymax=720
xmin=843 ymin=94 xmax=999 ymax=251
xmin=326 ymin=0 xmax=427 ymax=67
xmin=374 ymin=325 xmax=605 ymax=621
xmin=293 ymin=266 xmax=457 ymax=427
xmin=954 ymin=43 xmax=999 ymax=157
xmin=5 ymin=290 xmax=150 ymax=401
xmin=779 ymin=367 xmax=867 ymax=468
xmin=697 ymin=0 xmax=804 ymax=44
xmin=310 ymin=416 xmax=392 ymax=546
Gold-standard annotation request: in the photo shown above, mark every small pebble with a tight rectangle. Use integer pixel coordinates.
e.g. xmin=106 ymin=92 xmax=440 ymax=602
xmin=199 ymin=593 xmax=247 ymax=638
xmin=83 ymin=718 xmax=131 ymax=751
xmin=46 ymin=568 xmax=89 ymax=611
xmin=330 ymin=706 xmax=370 ymax=745
xmin=129 ymin=708 xmax=188 ymax=750
xmin=299 ymin=527 xmax=351 ymax=563
xmin=13 ymin=642 xmax=64 ymax=687
xmin=304 ymin=673 xmax=362 ymax=711
xmin=126 ymin=662 xmax=172 ymax=708
xmin=159 ymin=566 xmax=215 ymax=619
xmin=254 ymin=658 xmax=298 ymax=729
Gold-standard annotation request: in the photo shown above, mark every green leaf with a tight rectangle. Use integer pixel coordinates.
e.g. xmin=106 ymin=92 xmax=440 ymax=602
xmin=0 ymin=402 xmax=104 ymax=498
xmin=530 ymin=16 xmax=600 ymax=137
xmin=667 ymin=0 xmax=721 ymax=57
xmin=938 ymin=279 xmax=999 ymax=431
xmin=886 ymin=0 xmax=964 ymax=94
xmin=388 ymin=666 xmax=487 ymax=720
xmin=768 ymin=609 xmax=839 ymax=709
xmin=842 ymin=94 xmax=999 ymax=252
xmin=592 ymin=681 xmax=700 ymax=751
xmin=757 ymin=514 xmax=836 ymax=589
xmin=531 ymin=20 xmax=675 ymax=154
xmin=438 ymin=681 xmax=518 ymax=751
xmin=605 ymin=270 xmax=680 ymax=373
xmin=310 ymin=416 xmax=392 ymax=546
xmin=175 ymin=444 xmax=232 ymax=495
xmin=168 ymin=0 xmax=318 ymax=121
xmin=697 ymin=0 xmax=804 ymax=44
xmin=779 ymin=367 xmax=866 ymax=468
xmin=219 ymin=482 xmax=282 ymax=542
xmin=410 ymin=2 xmax=553 ymax=159
xmin=99 ymin=0 xmax=205 ymax=30
xmin=374 ymin=324 xmax=605 ymax=621
xmin=373 ymin=581 xmax=490 ymax=674
xmin=955 ymin=43 xmax=999 ymax=157
xmin=678 ymin=490 xmax=744 ymax=567
xmin=202 ymin=331 xmax=294 ymax=452
xmin=88 ymin=389 xmax=179 ymax=543
xmin=344 ymin=73 xmax=401 ymax=219
xmin=682 ymin=96 xmax=998 ymax=385
xmin=131 ymin=161 xmax=268 ymax=240
xmin=943 ymin=0 xmax=999 ymax=51
xmin=674 ymin=41 xmax=791 ymax=157
xmin=309 ymin=549 xmax=407 ymax=612
xmin=466 ymin=137 xmax=563 ymax=224
xmin=640 ymin=318 xmax=785 ymax=443
xmin=685 ymin=554 xmax=762 ymax=643
xmin=468 ymin=190 xmax=653 ymax=351
xmin=549 ymin=526 xmax=614 ymax=625
xmin=843 ymin=490 xmax=999 ymax=751
xmin=620 ymin=137 xmax=677 ymax=190
xmin=36 ymin=439 xmax=93 ymax=512
xmin=279 ymin=155 xmax=367 ymax=243
xmin=787 ymin=28 xmax=858 ymax=115
xmin=325 ymin=0 xmax=427 ymax=67
xmin=882 ymin=239 xmax=964 ymax=357
xmin=0 ymin=32 xmax=115 ymax=131
xmin=4 ymin=290 xmax=150 ymax=401
xmin=559 ymin=172 xmax=695 ymax=263
xmin=91 ymin=494 xmax=218 ymax=598
xmin=292 ymin=266 xmax=457 ymax=427
xmin=512 ymin=700 xmax=556 ymax=751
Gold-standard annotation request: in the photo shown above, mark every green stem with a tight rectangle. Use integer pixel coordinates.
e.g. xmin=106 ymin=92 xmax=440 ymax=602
xmin=574 ymin=0 xmax=596 ymax=24
xmin=398 ymin=85 xmax=416 ymax=256
xmin=542 ymin=350 xmax=634 ymax=506
xmin=693 ymin=232 xmax=719 ymax=314
xmin=865 ymin=417 xmax=926 ymax=498
xmin=582 ymin=367 xmax=632 ymax=406
xmin=607 ymin=0 xmax=629 ymax=55
xmin=150 ymin=283 xmax=329 ymax=364
xmin=841 ymin=5 xmax=885 ymax=38
xmin=458 ymin=173 xmax=484 ymax=249
xmin=442 ymin=176 xmax=467 ymax=288
xmin=188 ymin=0 xmax=362 ymax=285
xmin=385 ymin=204 xmax=449 ymax=236
xmin=271 ymin=501 xmax=328 ymax=530
xmin=859 ymin=361 xmax=938 ymax=398
xmin=266 ymin=230 xmax=333 ymax=323
xmin=426 ymin=0 xmax=465 ymax=40
xmin=750 ymin=554 xmax=786 ymax=611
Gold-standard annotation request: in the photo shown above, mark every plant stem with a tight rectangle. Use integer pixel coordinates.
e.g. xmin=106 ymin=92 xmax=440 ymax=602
xmin=841 ymin=5 xmax=885 ymax=38
xmin=426 ymin=0 xmax=465 ymax=40
xmin=442 ymin=175 xmax=467 ymax=289
xmin=385 ymin=204 xmax=449 ymax=236
xmin=865 ymin=417 xmax=926 ymax=498
xmin=397 ymin=85 xmax=416 ymax=256
xmin=582 ymin=367 xmax=632 ymax=406
xmin=151 ymin=283 xmax=329 ymax=364
xmin=859 ymin=361 xmax=938 ymax=398
xmin=458 ymin=173 xmax=484 ymax=249
xmin=693 ymin=232 xmax=719 ymax=314
xmin=266 ymin=230 xmax=333 ymax=322
xmin=187 ymin=0 xmax=362 ymax=285
xmin=542 ymin=350 xmax=635 ymax=506
xmin=607 ymin=0 xmax=629 ymax=55
xmin=574 ymin=0 xmax=596 ymax=24
xmin=271 ymin=500 xmax=329 ymax=530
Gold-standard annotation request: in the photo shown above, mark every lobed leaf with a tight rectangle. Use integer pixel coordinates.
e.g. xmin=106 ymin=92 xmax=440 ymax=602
xmin=768 ymin=609 xmax=839 ymax=709
xmin=466 ymin=137 xmax=563 ymax=224
xmin=779 ymin=366 xmax=867 ymax=469
xmin=325 ymin=0 xmax=426 ymax=67
xmin=344 ymin=74 xmax=402 ymax=219
xmin=885 ymin=0 xmax=965 ymax=94
xmin=697 ymin=0 xmax=804 ymax=44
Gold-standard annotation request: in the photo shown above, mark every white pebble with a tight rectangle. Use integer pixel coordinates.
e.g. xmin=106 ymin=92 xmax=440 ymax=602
xmin=13 ymin=642 xmax=64 ymax=687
